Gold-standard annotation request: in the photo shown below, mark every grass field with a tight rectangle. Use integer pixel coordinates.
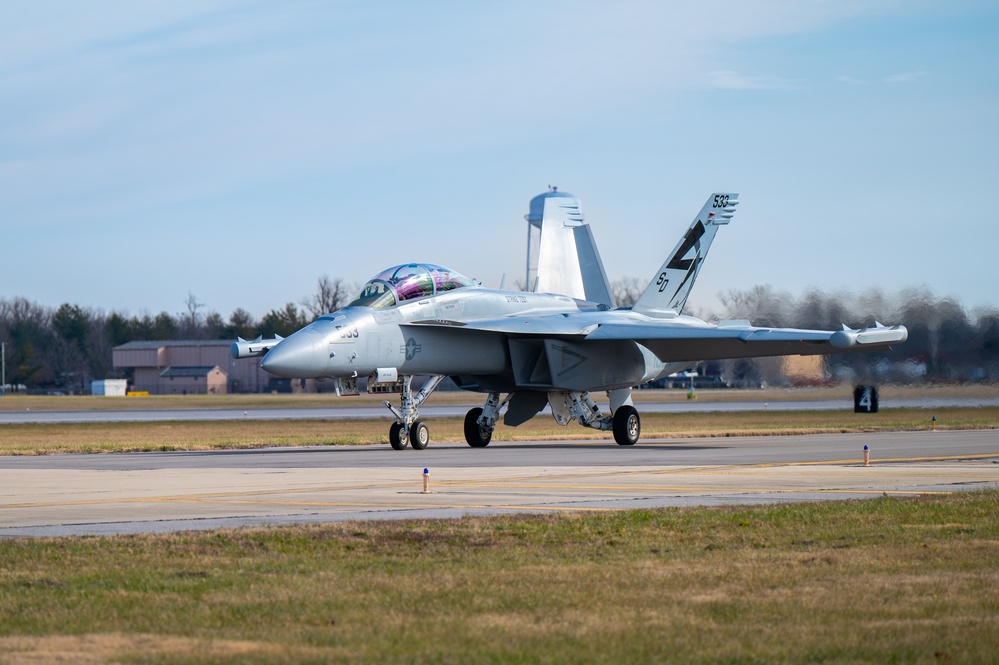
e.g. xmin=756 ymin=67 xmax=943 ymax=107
xmin=2 ymin=390 xmax=997 ymax=662
xmin=1 ymin=407 xmax=997 ymax=455
xmin=0 ymin=491 xmax=997 ymax=664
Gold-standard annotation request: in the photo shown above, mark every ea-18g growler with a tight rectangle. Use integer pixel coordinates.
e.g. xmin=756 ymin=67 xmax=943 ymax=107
xmin=232 ymin=193 xmax=906 ymax=450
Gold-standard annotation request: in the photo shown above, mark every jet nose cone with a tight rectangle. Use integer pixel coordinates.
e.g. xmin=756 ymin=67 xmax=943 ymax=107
xmin=260 ymin=329 xmax=327 ymax=378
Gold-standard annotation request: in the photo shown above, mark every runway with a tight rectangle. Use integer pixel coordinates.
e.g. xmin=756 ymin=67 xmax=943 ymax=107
xmin=2 ymin=430 xmax=997 ymax=537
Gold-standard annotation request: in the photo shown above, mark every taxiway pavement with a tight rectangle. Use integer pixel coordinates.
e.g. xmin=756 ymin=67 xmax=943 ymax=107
xmin=1 ymin=430 xmax=997 ymax=537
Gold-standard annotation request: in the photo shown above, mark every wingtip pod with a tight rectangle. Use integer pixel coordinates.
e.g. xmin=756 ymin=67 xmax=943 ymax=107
xmin=830 ymin=324 xmax=908 ymax=349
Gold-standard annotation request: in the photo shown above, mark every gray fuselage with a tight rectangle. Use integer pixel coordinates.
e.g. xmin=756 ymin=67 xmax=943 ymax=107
xmin=260 ymin=287 xmax=686 ymax=393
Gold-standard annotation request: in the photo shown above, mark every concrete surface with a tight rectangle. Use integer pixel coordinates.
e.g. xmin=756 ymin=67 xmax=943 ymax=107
xmin=1 ymin=430 xmax=996 ymax=537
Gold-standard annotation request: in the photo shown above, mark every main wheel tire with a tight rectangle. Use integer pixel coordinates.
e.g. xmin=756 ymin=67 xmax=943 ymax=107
xmin=463 ymin=407 xmax=492 ymax=448
xmin=410 ymin=420 xmax=430 ymax=450
xmin=613 ymin=405 xmax=640 ymax=446
xmin=389 ymin=422 xmax=408 ymax=450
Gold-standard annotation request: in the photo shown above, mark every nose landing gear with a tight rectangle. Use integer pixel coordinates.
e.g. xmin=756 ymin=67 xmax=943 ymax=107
xmin=383 ymin=375 xmax=445 ymax=451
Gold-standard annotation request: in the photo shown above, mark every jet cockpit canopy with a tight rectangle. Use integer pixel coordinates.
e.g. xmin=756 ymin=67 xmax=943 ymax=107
xmin=347 ymin=263 xmax=477 ymax=309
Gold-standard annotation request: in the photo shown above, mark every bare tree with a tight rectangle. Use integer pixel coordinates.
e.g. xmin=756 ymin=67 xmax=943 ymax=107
xmin=719 ymin=285 xmax=793 ymax=327
xmin=611 ymin=277 xmax=646 ymax=308
xmin=85 ymin=310 xmax=116 ymax=381
xmin=181 ymin=292 xmax=205 ymax=338
xmin=302 ymin=275 xmax=353 ymax=320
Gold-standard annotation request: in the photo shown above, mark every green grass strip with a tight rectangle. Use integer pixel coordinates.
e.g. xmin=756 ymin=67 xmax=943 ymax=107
xmin=1 ymin=491 xmax=997 ymax=663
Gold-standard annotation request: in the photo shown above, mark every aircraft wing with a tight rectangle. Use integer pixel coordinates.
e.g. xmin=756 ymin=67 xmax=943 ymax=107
xmin=584 ymin=321 xmax=908 ymax=362
xmin=407 ymin=318 xmax=907 ymax=362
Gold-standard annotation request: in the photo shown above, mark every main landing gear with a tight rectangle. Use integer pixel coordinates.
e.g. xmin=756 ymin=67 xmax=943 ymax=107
xmin=459 ymin=390 xmax=641 ymax=448
xmin=383 ymin=375 xmax=445 ymax=450
xmin=547 ymin=391 xmax=640 ymax=446
xmin=463 ymin=392 xmax=506 ymax=448
xmin=611 ymin=404 xmax=641 ymax=446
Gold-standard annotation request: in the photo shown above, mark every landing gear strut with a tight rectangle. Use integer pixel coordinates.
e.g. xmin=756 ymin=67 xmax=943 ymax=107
xmin=549 ymin=390 xmax=640 ymax=445
xmin=383 ymin=375 xmax=445 ymax=451
xmin=463 ymin=392 xmax=506 ymax=447
xmin=461 ymin=390 xmax=642 ymax=447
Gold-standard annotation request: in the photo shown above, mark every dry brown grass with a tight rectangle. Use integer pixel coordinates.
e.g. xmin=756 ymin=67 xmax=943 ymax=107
xmin=0 ymin=634 xmax=342 ymax=664
xmin=0 ymin=493 xmax=997 ymax=663
xmin=1 ymin=406 xmax=996 ymax=455
xmin=0 ymin=419 xmax=375 ymax=455
xmin=2 ymin=383 xmax=998 ymax=412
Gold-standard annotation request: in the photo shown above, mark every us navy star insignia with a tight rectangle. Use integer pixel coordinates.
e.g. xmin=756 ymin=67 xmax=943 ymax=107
xmin=402 ymin=338 xmax=423 ymax=361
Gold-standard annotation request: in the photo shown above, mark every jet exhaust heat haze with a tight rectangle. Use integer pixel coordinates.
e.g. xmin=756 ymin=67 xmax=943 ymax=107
xmin=233 ymin=193 xmax=907 ymax=450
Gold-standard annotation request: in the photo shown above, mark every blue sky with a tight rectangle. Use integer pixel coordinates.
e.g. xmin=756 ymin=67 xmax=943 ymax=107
xmin=2 ymin=1 xmax=997 ymax=321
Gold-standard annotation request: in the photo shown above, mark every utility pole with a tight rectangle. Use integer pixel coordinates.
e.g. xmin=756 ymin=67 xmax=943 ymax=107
xmin=1 ymin=342 xmax=5 ymax=395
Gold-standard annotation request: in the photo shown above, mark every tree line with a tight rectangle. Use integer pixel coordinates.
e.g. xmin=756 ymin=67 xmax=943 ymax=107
xmin=0 ymin=276 xmax=354 ymax=392
xmin=1 ymin=277 xmax=996 ymax=392
xmin=709 ymin=285 xmax=999 ymax=383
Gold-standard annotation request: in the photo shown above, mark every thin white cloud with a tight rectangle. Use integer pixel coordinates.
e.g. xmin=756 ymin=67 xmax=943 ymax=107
xmin=705 ymin=70 xmax=799 ymax=90
xmin=885 ymin=71 xmax=928 ymax=83
xmin=0 ymin=1 xmax=931 ymax=246
xmin=7 ymin=1 xmax=877 ymax=230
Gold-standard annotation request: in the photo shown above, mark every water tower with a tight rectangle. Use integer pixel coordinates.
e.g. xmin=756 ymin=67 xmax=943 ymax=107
xmin=524 ymin=186 xmax=579 ymax=291
xmin=523 ymin=186 xmax=613 ymax=306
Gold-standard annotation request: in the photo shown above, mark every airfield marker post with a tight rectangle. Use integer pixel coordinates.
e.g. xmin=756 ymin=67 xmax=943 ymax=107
xmin=863 ymin=445 xmax=870 ymax=467
xmin=423 ymin=468 xmax=430 ymax=494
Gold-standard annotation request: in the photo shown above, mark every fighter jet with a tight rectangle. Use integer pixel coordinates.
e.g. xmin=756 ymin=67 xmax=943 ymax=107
xmin=232 ymin=193 xmax=907 ymax=450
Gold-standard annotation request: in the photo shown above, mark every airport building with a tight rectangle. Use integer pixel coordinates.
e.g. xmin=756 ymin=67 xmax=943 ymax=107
xmin=112 ymin=340 xmax=276 ymax=394
xmin=157 ymin=366 xmax=229 ymax=395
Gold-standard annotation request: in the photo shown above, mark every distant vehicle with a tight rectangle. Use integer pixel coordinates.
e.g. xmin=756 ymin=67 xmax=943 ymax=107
xmin=234 ymin=193 xmax=906 ymax=449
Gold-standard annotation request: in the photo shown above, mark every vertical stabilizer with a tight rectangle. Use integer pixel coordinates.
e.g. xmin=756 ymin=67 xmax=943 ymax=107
xmin=534 ymin=195 xmax=614 ymax=306
xmin=632 ymin=193 xmax=739 ymax=317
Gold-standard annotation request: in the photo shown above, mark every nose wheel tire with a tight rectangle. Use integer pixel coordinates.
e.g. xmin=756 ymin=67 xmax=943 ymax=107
xmin=612 ymin=405 xmax=640 ymax=446
xmin=463 ymin=407 xmax=492 ymax=447
xmin=389 ymin=422 xmax=408 ymax=450
xmin=410 ymin=421 xmax=430 ymax=450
